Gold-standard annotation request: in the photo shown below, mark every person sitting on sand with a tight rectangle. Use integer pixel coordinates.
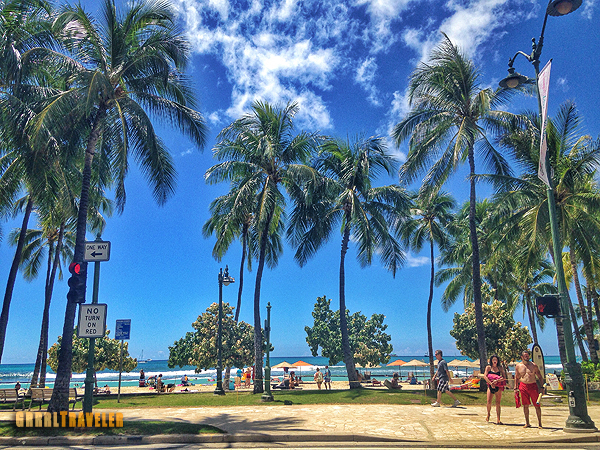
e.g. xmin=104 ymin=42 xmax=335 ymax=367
xmin=181 ymin=374 xmax=190 ymax=386
xmin=391 ymin=373 xmax=400 ymax=388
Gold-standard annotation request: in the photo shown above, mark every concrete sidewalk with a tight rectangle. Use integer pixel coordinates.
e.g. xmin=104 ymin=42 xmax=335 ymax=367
xmin=1 ymin=403 xmax=599 ymax=446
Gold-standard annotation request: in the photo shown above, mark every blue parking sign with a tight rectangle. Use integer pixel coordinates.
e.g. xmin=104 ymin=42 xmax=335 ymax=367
xmin=115 ymin=319 xmax=131 ymax=340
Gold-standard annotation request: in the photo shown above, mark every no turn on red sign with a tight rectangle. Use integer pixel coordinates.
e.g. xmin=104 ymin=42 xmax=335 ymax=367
xmin=77 ymin=304 xmax=107 ymax=338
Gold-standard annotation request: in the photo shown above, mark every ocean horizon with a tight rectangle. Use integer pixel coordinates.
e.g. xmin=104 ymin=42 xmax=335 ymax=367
xmin=0 ymin=355 xmax=569 ymax=390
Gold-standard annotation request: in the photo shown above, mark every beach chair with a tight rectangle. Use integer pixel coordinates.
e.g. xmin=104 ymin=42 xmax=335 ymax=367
xmin=383 ymin=379 xmax=402 ymax=390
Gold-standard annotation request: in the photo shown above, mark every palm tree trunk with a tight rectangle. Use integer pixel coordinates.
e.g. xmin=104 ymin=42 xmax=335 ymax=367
xmin=526 ymin=292 xmax=539 ymax=344
xmin=340 ymin=220 xmax=359 ymax=389
xmin=467 ymin=146 xmax=487 ymax=372
xmin=252 ymin=215 xmax=271 ymax=394
xmin=555 ymin=314 xmax=568 ymax=367
xmin=0 ymin=196 xmax=34 ymax=362
xmin=568 ymin=298 xmax=588 ymax=361
xmin=427 ymin=238 xmax=435 ymax=381
xmin=234 ymin=225 xmax=248 ymax=323
xmin=40 ymin=223 xmax=64 ymax=387
xmin=569 ymin=247 xmax=597 ymax=363
xmin=48 ymin=109 xmax=105 ymax=412
xmin=30 ymin=242 xmax=54 ymax=388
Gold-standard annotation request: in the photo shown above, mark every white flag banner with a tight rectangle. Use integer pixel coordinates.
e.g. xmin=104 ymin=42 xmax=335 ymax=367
xmin=538 ymin=59 xmax=552 ymax=187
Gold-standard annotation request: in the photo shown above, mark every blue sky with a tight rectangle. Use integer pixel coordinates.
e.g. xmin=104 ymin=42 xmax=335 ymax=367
xmin=1 ymin=0 xmax=599 ymax=364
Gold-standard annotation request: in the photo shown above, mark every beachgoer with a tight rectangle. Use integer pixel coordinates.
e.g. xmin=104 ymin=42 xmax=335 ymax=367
xmin=181 ymin=374 xmax=190 ymax=386
xmin=391 ymin=373 xmax=400 ymax=388
xmin=157 ymin=374 xmax=164 ymax=392
xmin=15 ymin=381 xmax=21 ymax=391
xmin=324 ymin=365 xmax=332 ymax=390
xmin=139 ymin=369 xmax=145 ymax=387
xmin=314 ymin=367 xmax=324 ymax=389
xmin=514 ymin=349 xmax=543 ymax=428
xmin=356 ymin=370 xmax=363 ymax=383
xmin=236 ymin=367 xmax=242 ymax=378
xmin=484 ymin=354 xmax=507 ymax=424
xmin=245 ymin=367 xmax=252 ymax=388
xmin=289 ymin=371 xmax=296 ymax=389
xmin=432 ymin=350 xmax=461 ymax=407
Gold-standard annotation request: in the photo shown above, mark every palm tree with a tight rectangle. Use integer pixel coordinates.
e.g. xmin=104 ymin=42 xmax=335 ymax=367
xmin=400 ymin=190 xmax=455 ymax=380
xmin=10 ymin=220 xmax=75 ymax=387
xmin=494 ymin=101 xmax=600 ymax=364
xmin=392 ymin=35 xmax=518 ymax=371
xmin=0 ymin=0 xmax=55 ymax=363
xmin=288 ymin=135 xmax=410 ymax=388
xmin=206 ymin=101 xmax=317 ymax=393
xmin=203 ymin=183 xmax=256 ymax=323
xmin=30 ymin=0 xmax=208 ymax=411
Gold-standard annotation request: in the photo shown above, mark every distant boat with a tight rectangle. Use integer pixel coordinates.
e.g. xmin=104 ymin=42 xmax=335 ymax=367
xmin=138 ymin=350 xmax=152 ymax=363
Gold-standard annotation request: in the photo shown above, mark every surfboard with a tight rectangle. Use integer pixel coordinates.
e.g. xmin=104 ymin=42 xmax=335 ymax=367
xmin=532 ymin=343 xmax=545 ymax=381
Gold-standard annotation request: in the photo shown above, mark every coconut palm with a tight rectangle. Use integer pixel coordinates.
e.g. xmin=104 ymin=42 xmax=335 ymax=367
xmin=29 ymin=0 xmax=207 ymax=411
xmin=400 ymin=190 xmax=455 ymax=380
xmin=206 ymin=101 xmax=318 ymax=393
xmin=392 ymin=35 xmax=519 ymax=371
xmin=288 ymin=135 xmax=410 ymax=388
xmin=494 ymin=101 xmax=600 ymax=364
xmin=0 ymin=0 xmax=56 ymax=363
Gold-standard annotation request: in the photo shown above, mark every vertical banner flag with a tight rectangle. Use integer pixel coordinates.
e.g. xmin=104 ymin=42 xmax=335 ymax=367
xmin=538 ymin=59 xmax=552 ymax=187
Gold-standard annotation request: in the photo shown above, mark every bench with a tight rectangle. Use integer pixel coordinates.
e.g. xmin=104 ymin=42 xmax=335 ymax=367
xmin=28 ymin=388 xmax=83 ymax=411
xmin=0 ymin=388 xmax=24 ymax=410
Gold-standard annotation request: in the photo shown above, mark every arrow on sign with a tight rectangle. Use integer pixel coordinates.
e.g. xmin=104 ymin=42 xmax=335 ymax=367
xmin=91 ymin=251 xmax=103 ymax=257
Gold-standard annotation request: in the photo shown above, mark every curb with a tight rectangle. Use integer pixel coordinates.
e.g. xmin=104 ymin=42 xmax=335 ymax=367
xmin=1 ymin=432 xmax=599 ymax=446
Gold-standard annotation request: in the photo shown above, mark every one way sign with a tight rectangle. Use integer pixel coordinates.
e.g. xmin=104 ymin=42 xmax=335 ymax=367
xmin=84 ymin=241 xmax=111 ymax=262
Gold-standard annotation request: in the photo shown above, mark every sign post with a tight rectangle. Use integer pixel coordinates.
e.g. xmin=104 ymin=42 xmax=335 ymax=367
xmin=115 ymin=320 xmax=131 ymax=403
xmin=82 ymin=236 xmax=111 ymax=413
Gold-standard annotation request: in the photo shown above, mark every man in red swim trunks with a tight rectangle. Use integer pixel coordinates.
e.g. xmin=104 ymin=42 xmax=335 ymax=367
xmin=514 ymin=349 xmax=543 ymax=428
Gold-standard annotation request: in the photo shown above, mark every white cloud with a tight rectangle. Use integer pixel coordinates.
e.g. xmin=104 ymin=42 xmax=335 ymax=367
xmin=581 ymin=0 xmax=596 ymax=19
xmin=355 ymin=57 xmax=380 ymax=106
xmin=405 ymin=253 xmax=430 ymax=268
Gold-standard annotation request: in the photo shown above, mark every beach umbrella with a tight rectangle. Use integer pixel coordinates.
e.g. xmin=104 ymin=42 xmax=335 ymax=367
xmin=271 ymin=361 xmax=297 ymax=373
xmin=404 ymin=359 xmax=428 ymax=380
xmin=291 ymin=360 xmax=312 ymax=376
xmin=386 ymin=359 xmax=406 ymax=367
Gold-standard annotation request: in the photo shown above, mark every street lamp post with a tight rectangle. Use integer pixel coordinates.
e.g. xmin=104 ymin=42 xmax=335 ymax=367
xmin=499 ymin=0 xmax=596 ymax=432
xmin=261 ymin=302 xmax=274 ymax=402
xmin=214 ymin=266 xmax=234 ymax=396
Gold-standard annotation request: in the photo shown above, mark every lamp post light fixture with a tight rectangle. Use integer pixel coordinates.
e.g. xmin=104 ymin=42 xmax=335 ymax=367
xmin=214 ymin=266 xmax=234 ymax=396
xmin=499 ymin=0 xmax=595 ymax=432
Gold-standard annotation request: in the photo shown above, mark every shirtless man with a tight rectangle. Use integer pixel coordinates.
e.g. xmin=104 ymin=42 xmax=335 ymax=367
xmin=514 ymin=349 xmax=543 ymax=428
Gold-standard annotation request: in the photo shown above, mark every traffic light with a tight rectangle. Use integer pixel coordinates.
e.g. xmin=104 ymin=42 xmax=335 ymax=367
xmin=536 ymin=294 xmax=560 ymax=317
xmin=67 ymin=261 xmax=87 ymax=303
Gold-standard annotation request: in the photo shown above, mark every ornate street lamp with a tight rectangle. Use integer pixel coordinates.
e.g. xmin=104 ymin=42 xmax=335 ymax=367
xmin=499 ymin=0 xmax=595 ymax=432
xmin=214 ymin=266 xmax=234 ymax=395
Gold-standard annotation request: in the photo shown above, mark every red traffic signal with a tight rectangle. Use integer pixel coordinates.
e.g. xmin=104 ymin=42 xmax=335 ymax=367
xmin=536 ymin=294 xmax=560 ymax=317
xmin=69 ymin=262 xmax=82 ymax=275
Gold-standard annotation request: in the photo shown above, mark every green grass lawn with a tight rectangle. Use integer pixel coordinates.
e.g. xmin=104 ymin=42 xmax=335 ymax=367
xmin=2 ymin=388 xmax=587 ymax=412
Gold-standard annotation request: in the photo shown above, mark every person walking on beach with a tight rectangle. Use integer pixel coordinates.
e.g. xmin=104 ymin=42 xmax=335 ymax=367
xmin=314 ymin=367 xmax=324 ymax=389
xmin=324 ymin=365 xmax=332 ymax=390
xmin=514 ymin=349 xmax=543 ymax=428
xmin=431 ymin=350 xmax=461 ymax=407
xmin=139 ymin=369 xmax=145 ymax=387
xmin=483 ymin=354 xmax=507 ymax=424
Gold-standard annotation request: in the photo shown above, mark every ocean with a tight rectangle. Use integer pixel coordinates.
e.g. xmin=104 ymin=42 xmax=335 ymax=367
xmin=0 ymin=355 xmax=568 ymax=390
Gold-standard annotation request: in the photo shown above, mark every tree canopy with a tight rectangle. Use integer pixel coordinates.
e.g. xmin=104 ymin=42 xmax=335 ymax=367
xmin=450 ymin=300 xmax=532 ymax=363
xmin=47 ymin=328 xmax=136 ymax=374
xmin=305 ymin=295 xmax=393 ymax=367
xmin=168 ymin=302 xmax=254 ymax=372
